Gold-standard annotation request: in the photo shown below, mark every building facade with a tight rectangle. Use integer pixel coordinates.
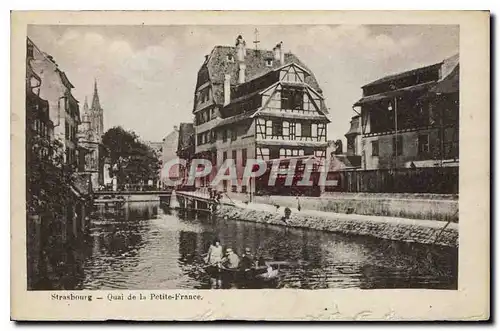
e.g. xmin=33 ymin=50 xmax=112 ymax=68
xmin=77 ymin=81 xmax=105 ymax=189
xmin=27 ymin=37 xmax=81 ymax=169
xmin=353 ymin=54 xmax=459 ymax=170
xmin=160 ymin=126 xmax=180 ymax=185
xmin=345 ymin=115 xmax=362 ymax=157
xmin=192 ymin=35 xmax=330 ymax=193
xmin=26 ymin=37 xmax=93 ymax=289
xmin=176 ymin=123 xmax=195 ymax=189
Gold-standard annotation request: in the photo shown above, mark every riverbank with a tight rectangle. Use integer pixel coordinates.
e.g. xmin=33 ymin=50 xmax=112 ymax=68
xmin=214 ymin=202 xmax=458 ymax=248
xmin=222 ymin=192 xmax=459 ymax=223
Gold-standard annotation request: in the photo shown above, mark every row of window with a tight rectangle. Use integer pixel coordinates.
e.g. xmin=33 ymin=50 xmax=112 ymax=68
xmin=256 ymin=147 xmax=326 ymax=161
xmin=221 ymin=149 xmax=247 ymax=167
xmin=195 ymin=107 xmax=216 ymax=125
xmin=198 ymin=127 xmax=239 ymax=146
xmin=370 ymin=130 xmax=458 ymax=158
xmin=197 ymin=119 xmax=327 ymax=147
xmin=31 ymin=119 xmax=51 ymax=139
xmin=196 ymin=86 xmax=211 ymax=106
xmin=256 ymin=119 xmax=327 ymax=141
xmin=367 ymin=99 xmax=458 ymax=135
xmin=265 ymin=87 xmax=319 ymax=113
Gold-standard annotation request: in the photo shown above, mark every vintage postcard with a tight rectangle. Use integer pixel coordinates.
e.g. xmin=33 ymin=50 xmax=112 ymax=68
xmin=11 ymin=11 xmax=489 ymax=321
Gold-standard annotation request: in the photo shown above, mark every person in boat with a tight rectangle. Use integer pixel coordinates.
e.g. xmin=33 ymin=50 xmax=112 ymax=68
xmin=239 ymin=248 xmax=255 ymax=271
xmin=222 ymin=248 xmax=240 ymax=269
xmin=205 ymin=238 xmax=223 ymax=265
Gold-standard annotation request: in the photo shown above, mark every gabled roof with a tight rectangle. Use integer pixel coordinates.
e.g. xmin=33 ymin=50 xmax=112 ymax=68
xmin=199 ymin=45 xmax=324 ymax=105
xmin=57 ymin=70 xmax=75 ymax=89
xmin=354 ymin=81 xmax=436 ymax=106
xmin=362 ymin=62 xmax=442 ymax=88
xmin=430 ymin=64 xmax=459 ymax=94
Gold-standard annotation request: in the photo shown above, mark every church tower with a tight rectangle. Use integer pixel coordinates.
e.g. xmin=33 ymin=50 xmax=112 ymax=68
xmin=77 ymin=79 xmax=105 ymax=190
xmin=90 ymin=79 xmax=104 ymax=142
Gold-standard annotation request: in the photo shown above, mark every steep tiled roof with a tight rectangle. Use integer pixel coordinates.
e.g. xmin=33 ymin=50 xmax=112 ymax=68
xmin=362 ymin=62 xmax=442 ymax=88
xmin=354 ymin=81 xmax=436 ymax=106
xmin=201 ymin=45 xmax=324 ymax=105
xmin=430 ymin=64 xmax=459 ymax=94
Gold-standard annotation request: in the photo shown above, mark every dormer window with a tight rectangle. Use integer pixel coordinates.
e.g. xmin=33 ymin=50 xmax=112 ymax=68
xmin=227 ymin=54 xmax=234 ymax=63
xmin=265 ymin=59 xmax=273 ymax=67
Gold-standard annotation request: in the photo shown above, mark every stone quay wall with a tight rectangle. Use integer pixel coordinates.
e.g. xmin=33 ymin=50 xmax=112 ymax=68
xmin=223 ymin=192 xmax=459 ymax=223
xmin=214 ymin=203 xmax=458 ymax=248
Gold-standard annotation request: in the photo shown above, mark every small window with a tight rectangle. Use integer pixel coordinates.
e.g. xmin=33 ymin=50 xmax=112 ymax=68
xmin=418 ymin=134 xmax=430 ymax=155
xmin=231 ymin=128 xmax=237 ymax=141
xmin=392 ymin=136 xmax=403 ymax=156
xmin=301 ymin=123 xmax=312 ymax=137
xmin=241 ymin=186 xmax=247 ymax=193
xmin=371 ymin=140 xmax=379 ymax=156
xmin=272 ymin=121 xmax=283 ymax=137
xmin=265 ymin=59 xmax=273 ymax=67
xmin=222 ymin=129 xmax=228 ymax=142
xmin=242 ymin=149 xmax=247 ymax=167
xmin=315 ymin=150 xmax=325 ymax=159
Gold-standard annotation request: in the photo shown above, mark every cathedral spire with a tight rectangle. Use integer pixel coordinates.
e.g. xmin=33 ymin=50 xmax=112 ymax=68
xmin=91 ymin=79 xmax=101 ymax=110
xmin=83 ymin=96 xmax=89 ymax=112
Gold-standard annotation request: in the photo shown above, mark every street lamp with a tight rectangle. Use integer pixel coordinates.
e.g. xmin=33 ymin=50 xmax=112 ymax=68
xmin=388 ymin=97 xmax=398 ymax=169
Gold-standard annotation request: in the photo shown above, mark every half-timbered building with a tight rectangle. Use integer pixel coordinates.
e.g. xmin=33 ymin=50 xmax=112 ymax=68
xmin=353 ymin=54 xmax=459 ymax=170
xmin=192 ymin=35 xmax=330 ymax=193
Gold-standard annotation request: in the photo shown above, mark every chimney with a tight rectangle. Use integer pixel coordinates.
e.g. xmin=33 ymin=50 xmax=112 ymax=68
xmin=235 ymin=35 xmax=246 ymax=62
xmin=224 ymin=74 xmax=231 ymax=106
xmin=238 ymin=63 xmax=246 ymax=84
xmin=278 ymin=42 xmax=284 ymax=65
xmin=273 ymin=46 xmax=280 ymax=61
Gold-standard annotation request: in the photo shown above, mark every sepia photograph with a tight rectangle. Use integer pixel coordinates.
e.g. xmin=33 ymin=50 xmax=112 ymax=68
xmin=11 ymin=10 xmax=489 ymax=321
xmin=25 ymin=23 xmax=460 ymax=291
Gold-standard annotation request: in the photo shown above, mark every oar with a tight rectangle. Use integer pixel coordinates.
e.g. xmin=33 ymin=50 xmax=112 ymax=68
xmin=265 ymin=260 xmax=309 ymax=267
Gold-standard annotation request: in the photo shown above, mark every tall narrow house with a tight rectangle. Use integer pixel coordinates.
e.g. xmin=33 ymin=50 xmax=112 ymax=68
xmin=192 ymin=35 xmax=330 ymax=193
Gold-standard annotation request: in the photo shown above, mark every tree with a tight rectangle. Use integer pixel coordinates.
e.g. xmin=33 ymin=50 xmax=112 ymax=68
xmin=26 ymin=135 xmax=74 ymax=216
xmin=102 ymin=126 xmax=161 ymax=188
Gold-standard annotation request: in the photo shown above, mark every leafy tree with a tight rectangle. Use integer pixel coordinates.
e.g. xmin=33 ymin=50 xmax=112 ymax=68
xmin=26 ymin=135 xmax=74 ymax=216
xmin=101 ymin=126 xmax=161 ymax=189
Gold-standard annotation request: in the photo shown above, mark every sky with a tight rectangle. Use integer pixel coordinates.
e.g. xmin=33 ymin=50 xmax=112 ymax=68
xmin=27 ymin=24 xmax=459 ymax=144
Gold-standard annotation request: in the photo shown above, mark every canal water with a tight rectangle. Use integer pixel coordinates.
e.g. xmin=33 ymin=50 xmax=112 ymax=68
xmin=42 ymin=201 xmax=458 ymax=290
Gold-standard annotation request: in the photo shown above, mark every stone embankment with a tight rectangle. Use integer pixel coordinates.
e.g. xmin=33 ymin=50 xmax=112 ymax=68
xmin=214 ymin=202 xmax=458 ymax=248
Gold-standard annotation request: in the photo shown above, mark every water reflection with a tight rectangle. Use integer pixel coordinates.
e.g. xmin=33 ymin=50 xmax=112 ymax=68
xmin=37 ymin=201 xmax=458 ymax=290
